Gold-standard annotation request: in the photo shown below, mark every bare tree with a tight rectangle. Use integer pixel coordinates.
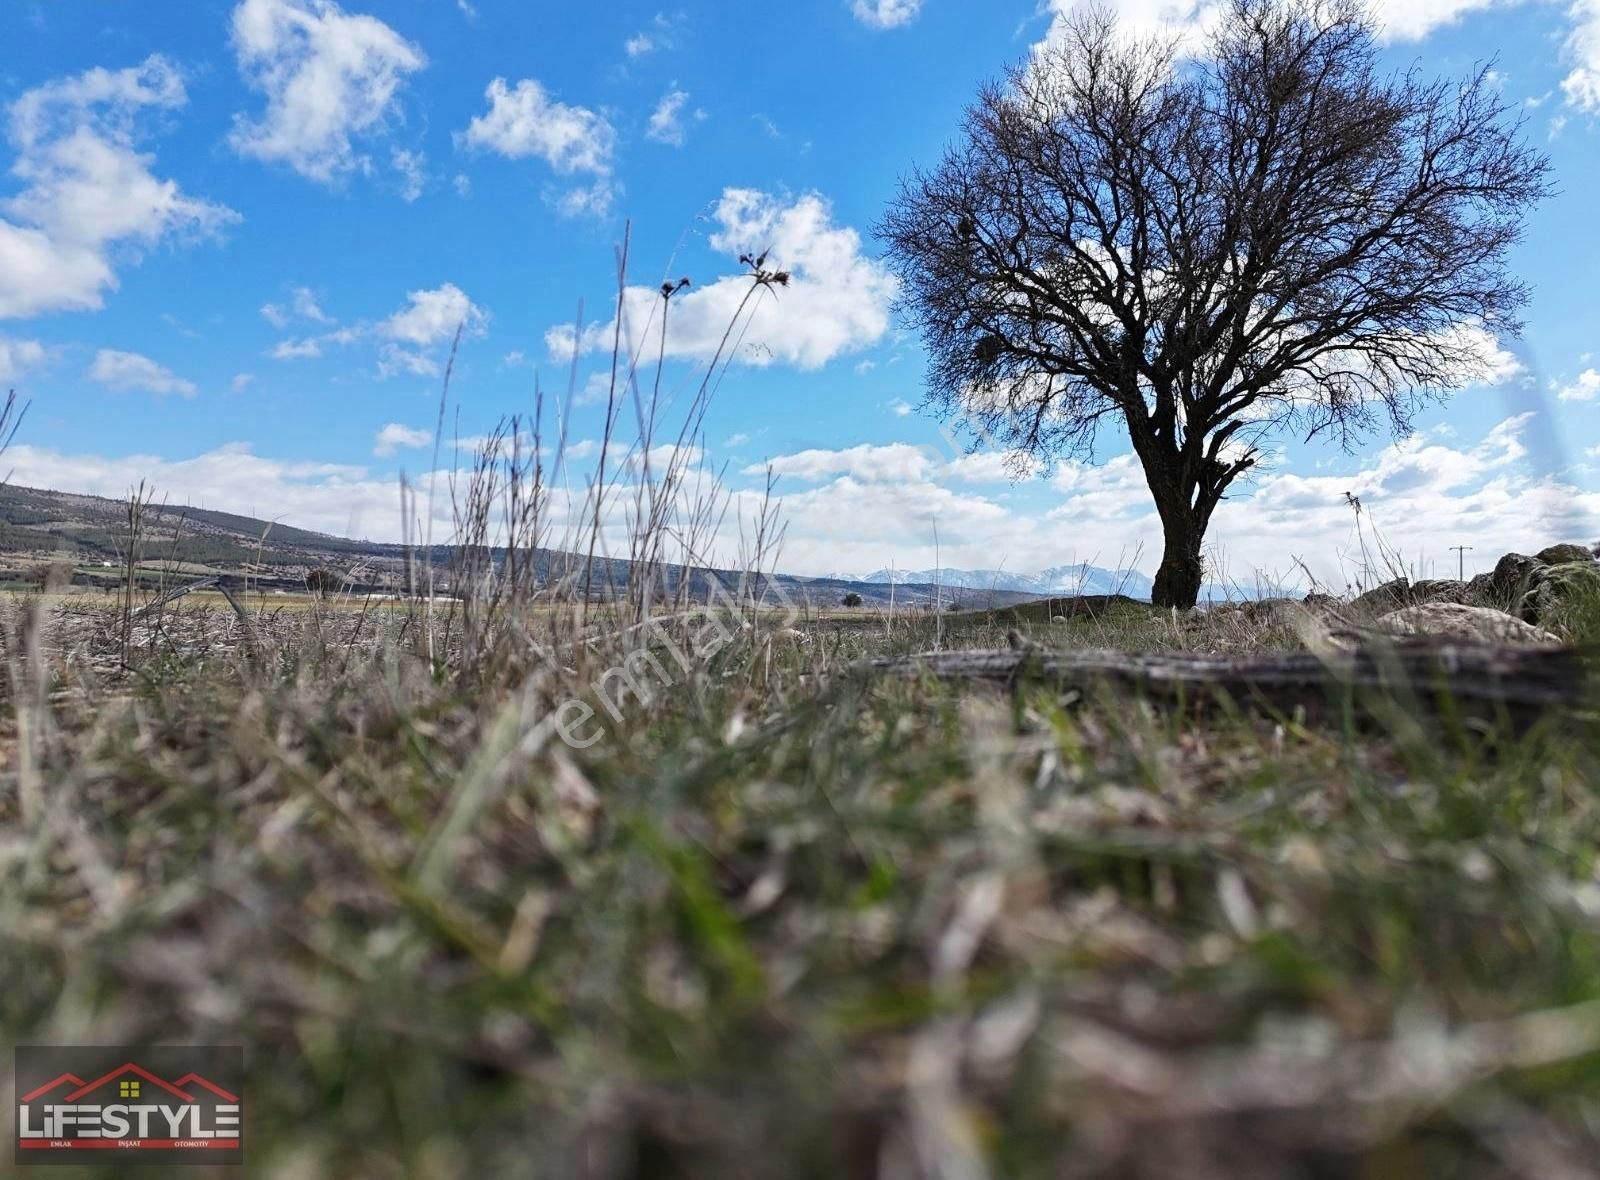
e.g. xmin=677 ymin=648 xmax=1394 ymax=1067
xmin=879 ymin=0 xmax=1549 ymax=607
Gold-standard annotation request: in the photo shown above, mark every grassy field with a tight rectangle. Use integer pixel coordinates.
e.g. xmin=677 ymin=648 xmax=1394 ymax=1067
xmin=1 ymin=266 xmax=1595 ymax=1177
xmin=0 ymin=580 xmax=1596 ymax=1179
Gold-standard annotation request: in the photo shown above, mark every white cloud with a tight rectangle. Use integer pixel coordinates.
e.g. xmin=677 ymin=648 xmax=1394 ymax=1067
xmin=1559 ymin=369 xmax=1600 ymax=401
xmin=0 ymin=336 xmax=47 ymax=383
xmin=547 ymin=188 xmax=897 ymax=370
xmin=391 ymin=146 xmax=426 ymax=201
xmin=0 ymin=56 xmax=237 ymax=320
xmin=944 ymin=449 xmax=1045 ymax=482
xmin=575 ymin=371 xmax=614 ymax=406
xmin=5 ymin=414 xmax=1590 ymax=591
xmin=852 ymin=0 xmax=924 ymax=29
xmin=271 ymin=337 xmax=325 ymax=360
xmin=1035 ymin=0 xmax=1524 ymax=54
xmin=377 ymin=345 xmax=438 ymax=377
xmin=748 ymin=443 xmax=934 ymax=483
xmin=724 ymin=432 xmax=752 ymax=448
xmin=231 ymin=372 xmax=256 ymax=392
xmin=625 ymin=13 xmax=676 ymax=56
xmin=263 ymin=284 xmax=333 ymax=328
xmin=646 ymin=89 xmax=690 ymax=146
xmin=373 ymin=421 xmax=432 ymax=456
xmin=1 ymin=441 xmax=434 ymax=542
xmin=228 ymin=0 xmax=425 ymax=184
xmin=751 ymin=442 xmax=1047 ymax=485
xmin=380 ymin=281 xmax=486 ymax=347
xmin=888 ymin=398 xmax=913 ymax=417
xmin=270 ymin=323 xmax=360 ymax=360
xmin=1563 ymin=0 xmax=1600 ymax=111
xmin=459 ymin=77 xmax=617 ymax=217
xmin=553 ymin=178 xmax=618 ymax=219
xmin=88 ymin=348 xmax=198 ymax=397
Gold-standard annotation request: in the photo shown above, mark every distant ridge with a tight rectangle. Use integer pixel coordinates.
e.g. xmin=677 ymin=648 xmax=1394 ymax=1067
xmin=0 ymin=481 xmax=1284 ymax=605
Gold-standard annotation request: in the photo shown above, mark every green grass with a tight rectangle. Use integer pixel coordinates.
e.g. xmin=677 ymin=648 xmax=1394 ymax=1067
xmin=1 ymin=592 xmax=1596 ymax=1178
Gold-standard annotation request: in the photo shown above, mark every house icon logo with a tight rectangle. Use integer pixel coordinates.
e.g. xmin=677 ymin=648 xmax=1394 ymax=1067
xmin=13 ymin=1046 xmax=243 ymax=1166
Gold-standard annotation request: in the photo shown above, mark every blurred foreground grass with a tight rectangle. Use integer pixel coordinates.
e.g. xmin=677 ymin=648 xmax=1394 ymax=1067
xmin=1 ymin=594 xmax=1598 ymax=1179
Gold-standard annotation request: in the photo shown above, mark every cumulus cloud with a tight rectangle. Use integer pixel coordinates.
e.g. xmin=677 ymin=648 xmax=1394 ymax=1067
xmin=749 ymin=443 xmax=933 ymax=483
xmin=1034 ymin=0 xmax=1522 ymax=54
xmin=87 ymin=348 xmax=198 ymax=397
xmin=1563 ymin=0 xmax=1600 ymax=111
xmin=381 ymin=281 xmax=485 ymax=346
xmin=373 ymin=422 xmax=432 ymax=456
xmin=228 ymin=0 xmax=425 ymax=184
xmin=852 ymin=0 xmax=925 ymax=29
xmin=0 ymin=56 xmax=236 ymax=320
xmin=1558 ymin=368 xmax=1600 ymax=402
xmin=547 ymin=188 xmax=896 ymax=370
xmin=459 ymin=77 xmax=615 ymax=212
xmin=1 ymin=441 xmax=434 ymax=541
xmin=0 ymin=336 xmax=47 ymax=383
xmin=231 ymin=372 xmax=256 ymax=392
xmin=758 ymin=416 xmax=1594 ymax=586
xmin=6 ymin=413 xmax=1591 ymax=589
xmin=646 ymin=89 xmax=690 ymax=146
xmin=752 ymin=442 xmax=1046 ymax=485
xmin=944 ymin=449 xmax=1046 ymax=482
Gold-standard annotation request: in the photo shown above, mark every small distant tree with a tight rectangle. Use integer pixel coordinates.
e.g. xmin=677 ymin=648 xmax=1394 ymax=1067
xmin=305 ymin=568 xmax=341 ymax=598
xmin=880 ymin=0 xmax=1548 ymax=607
xmin=841 ymin=591 xmax=864 ymax=607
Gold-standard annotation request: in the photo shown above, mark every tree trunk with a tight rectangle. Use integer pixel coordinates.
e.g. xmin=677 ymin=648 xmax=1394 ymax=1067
xmin=1151 ymin=503 xmax=1205 ymax=609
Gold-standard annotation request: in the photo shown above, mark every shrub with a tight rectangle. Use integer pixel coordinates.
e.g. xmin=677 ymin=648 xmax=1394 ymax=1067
xmin=841 ymin=592 xmax=863 ymax=607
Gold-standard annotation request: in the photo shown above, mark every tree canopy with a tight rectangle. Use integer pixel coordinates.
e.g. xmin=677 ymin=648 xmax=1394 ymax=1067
xmin=879 ymin=0 xmax=1549 ymax=606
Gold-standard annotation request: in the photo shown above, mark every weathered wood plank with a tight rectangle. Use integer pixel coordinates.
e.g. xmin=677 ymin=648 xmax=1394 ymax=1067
xmin=865 ymin=643 xmax=1592 ymax=721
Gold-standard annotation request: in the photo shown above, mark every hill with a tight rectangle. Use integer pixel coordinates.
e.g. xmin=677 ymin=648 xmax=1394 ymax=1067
xmin=0 ymin=481 xmax=1043 ymax=607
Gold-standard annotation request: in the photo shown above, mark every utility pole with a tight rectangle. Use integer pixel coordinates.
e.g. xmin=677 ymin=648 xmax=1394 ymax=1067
xmin=1450 ymin=545 xmax=1473 ymax=582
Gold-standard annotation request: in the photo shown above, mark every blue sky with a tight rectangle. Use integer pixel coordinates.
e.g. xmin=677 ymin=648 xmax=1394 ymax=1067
xmin=0 ymin=0 xmax=1597 ymax=586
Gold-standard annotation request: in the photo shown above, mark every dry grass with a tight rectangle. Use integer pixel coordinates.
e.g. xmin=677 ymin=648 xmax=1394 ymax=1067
xmin=2 ymin=272 xmax=1599 ymax=1180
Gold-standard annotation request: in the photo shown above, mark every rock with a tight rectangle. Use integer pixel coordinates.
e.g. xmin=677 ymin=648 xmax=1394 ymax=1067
xmin=1523 ymin=562 xmax=1600 ymax=635
xmin=1376 ymin=603 xmax=1561 ymax=646
xmin=1409 ymin=579 xmax=1470 ymax=605
xmin=1535 ymin=543 xmax=1597 ymax=566
xmin=1350 ymin=577 xmax=1412 ymax=613
xmin=1477 ymin=552 xmax=1545 ymax=612
xmin=1350 ymin=578 xmax=1467 ymax=612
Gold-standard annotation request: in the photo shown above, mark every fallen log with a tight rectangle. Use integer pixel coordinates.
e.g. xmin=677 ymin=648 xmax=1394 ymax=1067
xmin=865 ymin=642 xmax=1594 ymax=724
